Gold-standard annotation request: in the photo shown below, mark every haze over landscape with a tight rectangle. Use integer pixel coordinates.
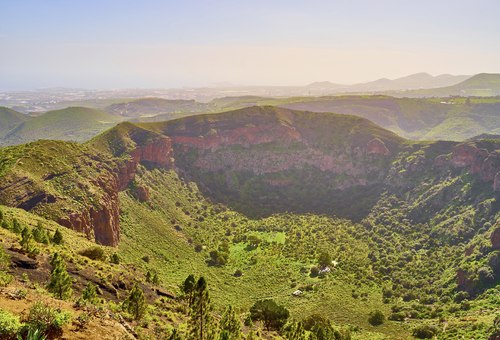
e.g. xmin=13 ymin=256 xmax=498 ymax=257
xmin=2 ymin=1 xmax=500 ymax=340
xmin=1 ymin=0 xmax=500 ymax=90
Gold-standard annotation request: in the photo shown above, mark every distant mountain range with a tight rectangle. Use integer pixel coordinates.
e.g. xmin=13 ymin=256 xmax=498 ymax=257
xmin=306 ymin=72 xmax=472 ymax=92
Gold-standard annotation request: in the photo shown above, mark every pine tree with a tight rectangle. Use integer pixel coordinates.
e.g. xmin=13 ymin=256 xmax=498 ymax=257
xmin=145 ymin=270 xmax=152 ymax=283
xmin=82 ymin=281 xmax=99 ymax=304
xmin=219 ymin=331 xmax=229 ymax=340
xmin=0 ymin=209 xmax=3 ymax=222
xmin=287 ymin=322 xmax=306 ymax=340
xmin=110 ymin=253 xmax=120 ymax=264
xmin=187 ymin=277 xmax=217 ymax=340
xmin=123 ymin=283 xmax=147 ymax=319
xmin=50 ymin=252 xmax=64 ymax=273
xmin=12 ymin=218 xmax=22 ymax=234
xmin=244 ymin=314 xmax=253 ymax=327
xmin=220 ymin=305 xmax=242 ymax=340
xmin=152 ymin=272 xmax=160 ymax=286
xmin=1 ymin=220 xmax=11 ymax=230
xmin=33 ymin=221 xmax=45 ymax=243
xmin=168 ymin=329 xmax=183 ymax=340
xmin=182 ymin=274 xmax=196 ymax=307
xmin=20 ymin=227 xmax=39 ymax=255
xmin=53 ymin=229 xmax=63 ymax=245
xmin=46 ymin=255 xmax=73 ymax=300
xmin=0 ymin=246 xmax=13 ymax=287
xmin=42 ymin=230 xmax=50 ymax=245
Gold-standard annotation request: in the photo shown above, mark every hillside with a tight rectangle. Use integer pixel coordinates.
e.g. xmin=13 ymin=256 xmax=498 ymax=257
xmin=401 ymin=73 xmax=500 ymax=97
xmin=3 ymin=106 xmax=500 ymax=339
xmin=0 ymin=107 xmax=122 ymax=147
xmin=0 ymin=107 xmax=30 ymax=136
xmin=272 ymin=96 xmax=500 ymax=141
xmin=104 ymin=98 xmax=211 ymax=118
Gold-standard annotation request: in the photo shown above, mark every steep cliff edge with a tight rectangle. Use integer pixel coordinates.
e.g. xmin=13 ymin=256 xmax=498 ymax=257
xmin=0 ymin=140 xmax=123 ymax=246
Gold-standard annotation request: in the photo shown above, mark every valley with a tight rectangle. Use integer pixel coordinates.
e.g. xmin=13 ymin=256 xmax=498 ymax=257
xmin=2 ymin=106 xmax=500 ymax=339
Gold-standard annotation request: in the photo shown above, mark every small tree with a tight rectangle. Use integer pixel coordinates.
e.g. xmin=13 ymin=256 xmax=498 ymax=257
xmin=123 ymin=283 xmax=147 ymax=319
xmin=52 ymin=229 xmax=63 ymax=245
xmin=182 ymin=274 xmax=196 ymax=307
xmin=0 ymin=209 xmax=3 ymax=222
xmin=1 ymin=220 xmax=10 ymax=230
xmin=250 ymin=299 xmax=289 ymax=331
xmin=317 ymin=252 xmax=332 ymax=268
xmin=168 ymin=329 xmax=183 ymax=340
xmin=187 ymin=277 xmax=217 ymax=340
xmin=244 ymin=314 xmax=253 ymax=327
xmin=0 ymin=246 xmax=13 ymax=287
xmin=12 ymin=218 xmax=22 ymax=234
xmin=152 ymin=272 xmax=160 ymax=286
xmin=302 ymin=313 xmax=331 ymax=331
xmin=368 ymin=310 xmax=385 ymax=326
xmin=310 ymin=266 xmax=320 ymax=276
xmin=287 ymin=321 xmax=306 ymax=340
xmin=46 ymin=256 xmax=73 ymax=300
xmin=247 ymin=235 xmax=261 ymax=247
xmin=20 ymin=227 xmax=39 ymax=255
xmin=220 ymin=305 xmax=242 ymax=340
xmin=82 ymin=281 xmax=99 ymax=304
xmin=145 ymin=270 xmax=152 ymax=283
xmin=33 ymin=221 xmax=45 ymax=243
xmin=110 ymin=253 xmax=120 ymax=264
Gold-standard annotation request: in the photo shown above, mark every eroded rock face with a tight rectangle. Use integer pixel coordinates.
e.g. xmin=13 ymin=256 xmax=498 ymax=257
xmin=433 ymin=144 xmax=500 ymax=190
xmin=130 ymin=138 xmax=174 ymax=167
xmin=367 ymin=139 xmax=391 ymax=156
xmin=491 ymin=226 xmax=500 ymax=248
xmin=171 ymin=125 xmax=302 ymax=151
xmin=457 ymin=268 xmax=474 ymax=294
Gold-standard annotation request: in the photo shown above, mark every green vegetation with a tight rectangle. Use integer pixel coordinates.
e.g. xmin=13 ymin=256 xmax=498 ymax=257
xmin=0 ymin=107 xmax=122 ymax=147
xmin=46 ymin=254 xmax=73 ymax=300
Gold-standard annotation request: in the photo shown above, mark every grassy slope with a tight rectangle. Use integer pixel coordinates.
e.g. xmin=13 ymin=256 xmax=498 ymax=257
xmin=117 ymin=168 xmax=409 ymax=339
xmin=105 ymin=98 xmax=211 ymax=118
xmin=0 ymin=140 xmax=124 ymax=225
xmin=0 ymin=107 xmax=122 ymax=146
xmin=0 ymin=107 xmax=30 ymax=137
xmin=406 ymin=73 xmax=500 ymax=97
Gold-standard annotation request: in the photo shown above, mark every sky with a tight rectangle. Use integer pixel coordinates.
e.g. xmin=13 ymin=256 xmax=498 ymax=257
xmin=1 ymin=0 xmax=499 ymax=91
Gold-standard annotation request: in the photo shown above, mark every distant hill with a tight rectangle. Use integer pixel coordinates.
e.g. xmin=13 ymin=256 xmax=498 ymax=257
xmin=349 ymin=72 xmax=471 ymax=92
xmin=404 ymin=73 xmax=500 ymax=97
xmin=467 ymin=133 xmax=500 ymax=141
xmin=306 ymin=81 xmax=345 ymax=89
xmin=0 ymin=107 xmax=122 ymax=147
xmin=104 ymin=98 xmax=210 ymax=118
xmin=277 ymin=96 xmax=500 ymax=141
xmin=304 ymin=73 xmax=471 ymax=92
xmin=0 ymin=107 xmax=30 ymax=136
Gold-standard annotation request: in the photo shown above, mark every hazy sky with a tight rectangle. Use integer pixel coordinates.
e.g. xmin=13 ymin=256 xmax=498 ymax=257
xmin=1 ymin=0 xmax=499 ymax=91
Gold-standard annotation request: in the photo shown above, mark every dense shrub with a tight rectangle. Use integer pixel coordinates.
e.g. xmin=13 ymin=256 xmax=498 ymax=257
xmin=389 ymin=312 xmax=406 ymax=321
xmin=368 ymin=310 xmax=385 ymax=326
xmin=412 ymin=324 xmax=439 ymax=339
xmin=79 ymin=246 xmax=105 ymax=261
xmin=0 ymin=308 xmax=23 ymax=336
xmin=24 ymin=301 xmax=72 ymax=333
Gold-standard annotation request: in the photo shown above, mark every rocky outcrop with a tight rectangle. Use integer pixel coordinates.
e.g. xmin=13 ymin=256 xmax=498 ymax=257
xmin=451 ymin=144 xmax=488 ymax=167
xmin=130 ymin=138 xmax=174 ymax=167
xmin=133 ymin=185 xmax=151 ymax=202
xmin=457 ymin=268 xmax=474 ymax=294
xmin=491 ymin=226 xmax=500 ymax=248
xmin=367 ymin=139 xmax=391 ymax=156
xmin=433 ymin=144 xmax=500 ymax=190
